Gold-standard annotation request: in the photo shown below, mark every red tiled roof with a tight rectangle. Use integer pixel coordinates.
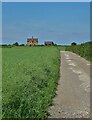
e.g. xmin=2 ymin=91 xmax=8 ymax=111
xmin=27 ymin=38 xmax=38 ymax=42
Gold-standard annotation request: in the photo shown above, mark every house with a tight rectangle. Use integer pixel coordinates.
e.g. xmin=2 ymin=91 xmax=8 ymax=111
xmin=27 ymin=36 xmax=38 ymax=46
xmin=44 ymin=41 xmax=54 ymax=46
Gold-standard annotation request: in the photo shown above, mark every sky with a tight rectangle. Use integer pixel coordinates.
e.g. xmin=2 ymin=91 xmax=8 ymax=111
xmin=1 ymin=0 xmax=91 ymax=2
xmin=2 ymin=2 xmax=90 ymax=45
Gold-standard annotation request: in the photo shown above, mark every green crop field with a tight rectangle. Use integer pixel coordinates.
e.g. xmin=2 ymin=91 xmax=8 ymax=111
xmin=65 ymin=42 xmax=92 ymax=61
xmin=2 ymin=46 xmax=60 ymax=119
xmin=2 ymin=42 xmax=91 ymax=119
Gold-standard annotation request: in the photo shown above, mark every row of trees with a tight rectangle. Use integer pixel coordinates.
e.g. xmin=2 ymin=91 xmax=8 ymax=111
xmin=13 ymin=42 xmax=77 ymax=46
xmin=12 ymin=42 xmax=77 ymax=46
xmin=1 ymin=42 xmax=25 ymax=47
xmin=13 ymin=42 xmax=25 ymax=46
xmin=1 ymin=41 xmax=77 ymax=47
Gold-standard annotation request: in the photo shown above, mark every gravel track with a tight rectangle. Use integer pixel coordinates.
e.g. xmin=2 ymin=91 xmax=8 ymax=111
xmin=48 ymin=51 xmax=90 ymax=118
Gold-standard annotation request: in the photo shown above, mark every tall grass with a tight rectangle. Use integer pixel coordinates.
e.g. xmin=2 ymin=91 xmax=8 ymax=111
xmin=65 ymin=42 xmax=92 ymax=61
xmin=2 ymin=46 xmax=60 ymax=119
xmin=0 ymin=48 xmax=2 ymax=120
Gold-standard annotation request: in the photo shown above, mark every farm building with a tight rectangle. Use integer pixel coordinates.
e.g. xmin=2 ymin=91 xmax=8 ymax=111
xmin=44 ymin=41 xmax=54 ymax=46
xmin=27 ymin=36 xmax=38 ymax=46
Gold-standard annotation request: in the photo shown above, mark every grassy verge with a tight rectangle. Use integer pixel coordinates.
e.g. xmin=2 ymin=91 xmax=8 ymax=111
xmin=0 ymin=48 xmax=2 ymax=120
xmin=2 ymin=46 xmax=60 ymax=119
xmin=65 ymin=42 xmax=92 ymax=61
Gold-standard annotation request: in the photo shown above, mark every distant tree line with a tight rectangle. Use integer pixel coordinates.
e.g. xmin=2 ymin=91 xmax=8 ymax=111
xmin=13 ymin=42 xmax=25 ymax=46
xmin=1 ymin=42 xmax=25 ymax=48
xmin=1 ymin=41 xmax=58 ymax=48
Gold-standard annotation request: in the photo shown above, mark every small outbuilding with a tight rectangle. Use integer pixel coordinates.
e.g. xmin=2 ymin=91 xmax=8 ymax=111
xmin=44 ymin=41 xmax=54 ymax=46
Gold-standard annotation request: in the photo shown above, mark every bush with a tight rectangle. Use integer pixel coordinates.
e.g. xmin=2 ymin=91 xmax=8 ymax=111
xmin=65 ymin=42 xmax=92 ymax=61
xmin=71 ymin=42 xmax=77 ymax=45
xmin=13 ymin=42 xmax=19 ymax=46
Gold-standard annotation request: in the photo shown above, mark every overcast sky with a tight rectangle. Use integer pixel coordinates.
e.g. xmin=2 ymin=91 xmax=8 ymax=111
xmin=2 ymin=2 xmax=90 ymax=45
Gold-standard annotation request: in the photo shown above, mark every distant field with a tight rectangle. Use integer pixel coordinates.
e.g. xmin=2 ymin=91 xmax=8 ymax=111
xmin=2 ymin=46 xmax=60 ymax=118
xmin=65 ymin=42 xmax=92 ymax=61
